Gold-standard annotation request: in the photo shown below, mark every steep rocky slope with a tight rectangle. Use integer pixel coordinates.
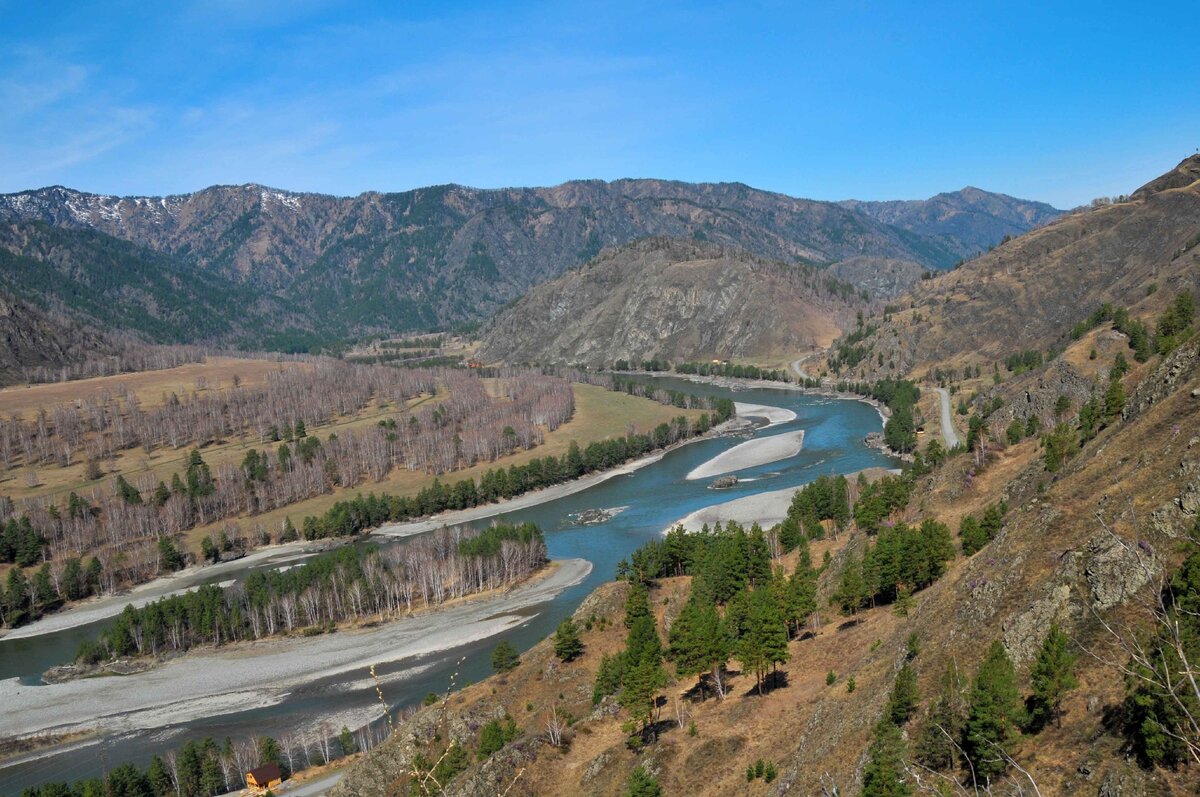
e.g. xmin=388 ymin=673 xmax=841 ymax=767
xmin=826 ymin=256 xmax=930 ymax=299
xmin=0 ymin=180 xmax=1055 ymax=336
xmin=0 ymin=292 xmax=114 ymax=383
xmin=477 ymin=239 xmax=859 ymax=365
xmin=831 ymin=156 xmax=1200 ymax=381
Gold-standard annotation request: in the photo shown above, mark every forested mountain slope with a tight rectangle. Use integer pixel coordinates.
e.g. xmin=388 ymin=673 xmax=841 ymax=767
xmin=0 ymin=180 xmax=1055 ymax=339
xmin=0 ymin=222 xmax=305 ymax=349
xmin=841 ymin=186 xmax=1063 ymax=259
xmin=478 ymin=238 xmax=862 ymax=365
xmin=828 ymin=156 xmax=1200 ymax=381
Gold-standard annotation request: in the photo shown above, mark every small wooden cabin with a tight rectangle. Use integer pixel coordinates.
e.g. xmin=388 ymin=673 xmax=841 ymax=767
xmin=245 ymin=763 xmax=283 ymax=793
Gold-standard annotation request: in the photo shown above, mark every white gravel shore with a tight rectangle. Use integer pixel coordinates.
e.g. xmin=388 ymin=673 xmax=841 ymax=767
xmin=665 ymin=486 xmax=799 ymax=533
xmin=733 ymin=402 xmax=797 ymax=427
xmin=665 ymin=466 xmax=904 ymax=534
xmin=0 ymin=558 xmax=591 ymax=741
xmin=686 ymin=430 xmax=805 ymax=481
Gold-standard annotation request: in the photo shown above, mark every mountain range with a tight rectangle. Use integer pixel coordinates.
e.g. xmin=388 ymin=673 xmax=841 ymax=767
xmin=0 ymin=180 xmax=1059 ymax=359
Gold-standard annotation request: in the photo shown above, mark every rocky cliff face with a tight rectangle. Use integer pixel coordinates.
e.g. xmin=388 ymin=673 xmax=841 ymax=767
xmin=0 ymin=180 xmax=1056 ymax=337
xmin=478 ymin=239 xmax=858 ymax=365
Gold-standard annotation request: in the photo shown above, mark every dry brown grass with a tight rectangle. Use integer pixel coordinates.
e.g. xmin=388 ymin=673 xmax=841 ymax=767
xmin=0 ymin=357 xmax=310 ymax=416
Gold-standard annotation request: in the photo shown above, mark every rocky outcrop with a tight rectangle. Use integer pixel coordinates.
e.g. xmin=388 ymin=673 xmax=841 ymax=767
xmin=826 ymin=256 xmax=928 ymax=299
xmin=1123 ymin=336 xmax=1200 ymax=421
xmin=1080 ymin=531 xmax=1158 ymax=612
xmin=478 ymin=239 xmax=858 ymax=365
xmin=1003 ymin=583 xmax=1072 ymax=664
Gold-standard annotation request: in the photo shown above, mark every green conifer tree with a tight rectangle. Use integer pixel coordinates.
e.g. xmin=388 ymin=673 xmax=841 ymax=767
xmin=964 ymin=641 xmax=1023 ymax=784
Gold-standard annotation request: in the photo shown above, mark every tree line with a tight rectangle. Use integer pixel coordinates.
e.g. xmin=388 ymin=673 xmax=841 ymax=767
xmin=291 ymin=412 xmax=722 ymax=542
xmin=76 ymin=521 xmax=546 ymax=663
xmin=671 ymin=362 xmax=792 ymax=381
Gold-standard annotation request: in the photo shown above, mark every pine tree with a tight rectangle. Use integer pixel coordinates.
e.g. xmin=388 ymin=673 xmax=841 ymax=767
xmin=786 ymin=542 xmax=819 ymax=634
xmin=491 ymin=640 xmax=521 ymax=674
xmin=554 ymin=617 xmax=584 ymax=662
xmin=888 ymin=662 xmax=920 ymax=725
xmin=147 ymin=754 xmax=173 ymax=796
xmin=1104 ymin=375 xmax=1125 ymax=422
xmin=619 ymin=656 xmax=668 ymax=736
xmin=338 ymin=725 xmax=356 ymax=756
xmin=862 ymin=719 xmax=912 ymax=797
xmin=625 ymin=765 xmax=662 ymax=797
xmin=916 ymin=663 xmax=968 ymax=772
xmin=834 ymin=551 xmax=867 ymax=614
xmin=736 ymin=587 xmax=790 ymax=694
xmin=964 ymin=641 xmax=1023 ymax=784
xmin=115 ymin=475 xmax=143 ymax=505
xmin=200 ymin=752 xmax=226 ymax=795
xmin=1025 ymin=624 xmax=1078 ymax=731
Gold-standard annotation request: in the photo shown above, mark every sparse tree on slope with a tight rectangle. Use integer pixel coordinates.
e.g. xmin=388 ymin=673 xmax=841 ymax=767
xmin=964 ymin=641 xmax=1023 ymax=784
xmin=1026 ymin=624 xmax=1078 ymax=731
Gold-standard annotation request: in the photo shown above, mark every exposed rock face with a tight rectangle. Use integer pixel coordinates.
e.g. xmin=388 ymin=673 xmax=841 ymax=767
xmin=826 ymin=256 xmax=928 ymax=299
xmin=0 ymin=180 xmax=1055 ymax=336
xmin=1123 ymin=336 xmax=1200 ymax=421
xmin=479 ymin=239 xmax=860 ymax=365
xmin=1003 ymin=583 xmax=1072 ymax=665
xmin=1081 ymin=532 xmax=1158 ymax=612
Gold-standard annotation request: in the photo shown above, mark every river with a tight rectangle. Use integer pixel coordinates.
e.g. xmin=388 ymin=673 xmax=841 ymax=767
xmin=0 ymin=378 xmax=895 ymax=793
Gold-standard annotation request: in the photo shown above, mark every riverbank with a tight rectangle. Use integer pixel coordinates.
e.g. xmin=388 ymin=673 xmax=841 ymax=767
xmin=373 ymin=416 xmax=744 ymax=538
xmin=620 ymin=369 xmax=892 ymax=425
xmin=663 ymin=466 xmax=903 ymax=533
xmin=686 ymin=429 xmax=805 ymax=480
xmin=41 ymin=560 xmax=565 ymax=685
xmin=0 ymin=557 xmax=592 ymax=744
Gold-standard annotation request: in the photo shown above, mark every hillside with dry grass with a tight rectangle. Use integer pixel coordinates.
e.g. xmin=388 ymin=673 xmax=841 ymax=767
xmin=332 ymin=330 xmax=1200 ymax=797
xmin=821 ymin=156 xmax=1200 ymax=383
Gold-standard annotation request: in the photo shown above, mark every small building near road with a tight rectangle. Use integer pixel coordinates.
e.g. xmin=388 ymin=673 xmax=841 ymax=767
xmin=246 ymin=763 xmax=284 ymax=793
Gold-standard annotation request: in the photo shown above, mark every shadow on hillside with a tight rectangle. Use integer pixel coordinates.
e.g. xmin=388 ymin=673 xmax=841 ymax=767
xmin=742 ymin=669 xmax=789 ymax=697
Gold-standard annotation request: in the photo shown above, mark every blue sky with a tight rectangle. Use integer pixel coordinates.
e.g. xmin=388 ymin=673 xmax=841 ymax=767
xmin=1 ymin=1 xmax=1196 ymax=207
